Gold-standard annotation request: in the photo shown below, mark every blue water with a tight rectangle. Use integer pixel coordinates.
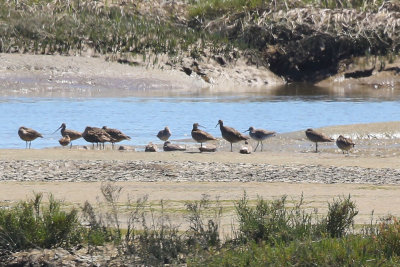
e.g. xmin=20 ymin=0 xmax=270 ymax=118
xmin=2 ymin=90 xmax=400 ymax=149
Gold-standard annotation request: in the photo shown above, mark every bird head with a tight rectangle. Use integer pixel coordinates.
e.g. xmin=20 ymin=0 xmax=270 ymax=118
xmin=53 ymin=123 xmax=66 ymax=134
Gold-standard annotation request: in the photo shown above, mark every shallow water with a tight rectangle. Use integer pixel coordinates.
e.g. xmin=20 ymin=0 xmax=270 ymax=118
xmin=2 ymin=83 xmax=400 ymax=149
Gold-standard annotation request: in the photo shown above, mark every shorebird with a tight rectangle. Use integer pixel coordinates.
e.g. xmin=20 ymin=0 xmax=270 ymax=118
xmin=191 ymin=123 xmax=216 ymax=148
xmin=102 ymin=126 xmax=131 ymax=149
xmin=244 ymin=126 xmax=276 ymax=152
xmin=59 ymin=134 xmax=71 ymax=147
xmin=216 ymin=120 xmax=249 ymax=152
xmin=82 ymin=126 xmax=113 ymax=149
xmin=145 ymin=142 xmax=158 ymax=152
xmin=157 ymin=126 xmax=171 ymax=141
xmin=18 ymin=126 xmax=43 ymax=149
xmin=239 ymin=141 xmax=252 ymax=154
xmin=54 ymin=123 xmax=82 ymax=148
xmin=305 ymin=128 xmax=334 ymax=152
xmin=163 ymin=141 xmax=186 ymax=151
xmin=199 ymin=145 xmax=217 ymax=153
xmin=336 ymin=135 xmax=355 ymax=154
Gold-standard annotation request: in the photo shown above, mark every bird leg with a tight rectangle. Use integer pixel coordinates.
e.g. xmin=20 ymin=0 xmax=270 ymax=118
xmin=200 ymin=142 xmax=203 ymax=148
xmin=230 ymin=143 xmax=233 ymax=152
xmin=29 ymin=141 xmax=31 ymax=149
xmin=261 ymin=141 xmax=263 ymax=152
xmin=315 ymin=142 xmax=318 ymax=153
xmin=254 ymin=141 xmax=259 ymax=152
xmin=70 ymin=142 xmax=72 ymax=149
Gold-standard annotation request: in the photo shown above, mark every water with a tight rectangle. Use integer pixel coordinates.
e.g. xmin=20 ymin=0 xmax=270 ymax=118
xmin=2 ymin=84 xmax=400 ymax=149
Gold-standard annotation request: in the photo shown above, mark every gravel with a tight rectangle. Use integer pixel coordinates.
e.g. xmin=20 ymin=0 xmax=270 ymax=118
xmin=2 ymin=160 xmax=400 ymax=184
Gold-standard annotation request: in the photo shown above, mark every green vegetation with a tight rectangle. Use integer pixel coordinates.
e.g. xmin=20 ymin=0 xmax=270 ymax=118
xmin=188 ymin=0 xmax=388 ymax=19
xmin=2 ymin=186 xmax=400 ymax=265
xmin=0 ymin=0 xmax=399 ymax=82
xmin=0 ymin=0 xmax=210 ymax=58
xmin=0 ymin=193 xmax=81 ymax=251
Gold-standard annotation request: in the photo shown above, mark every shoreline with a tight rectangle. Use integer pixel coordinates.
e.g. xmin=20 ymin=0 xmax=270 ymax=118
xmin=0 ymin=53 xmax=399 ymax=97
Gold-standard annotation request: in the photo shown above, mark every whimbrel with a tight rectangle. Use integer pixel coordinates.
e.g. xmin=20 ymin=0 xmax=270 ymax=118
xmin=336 ymin=135 xmax=355 ymax=154
xmin=59 ymin=134 xmax=71 ymax=147
xmin=244 ymin=126 xmax=276 ymax=152
xmin=157 ymin=126 xmax=171 ymax=141
xmin=102 ymin=126 xmax=131 ymax=149
xmin=18 ymin=126 xmax=43 ymax=149
xmin=305 ymin=128 xmax=334 ymax=152
xmin=163 ymin=141 xmax=186 ymax=151
xmin=191 ymin=123 xmax=216 ymax=148
xmin=54 ymin=123 xmax=82 ymax=148
xmin=239 ymin=141 xmax=252 ymax=154
xmin=82 ymin=126 xmax=113 ymax=149
xmin=216 ymin=120 xmax=248 ymax=152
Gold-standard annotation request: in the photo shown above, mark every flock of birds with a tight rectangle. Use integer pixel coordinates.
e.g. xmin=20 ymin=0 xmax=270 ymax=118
xmin=17 ymin=120 xmax=355 ymax=154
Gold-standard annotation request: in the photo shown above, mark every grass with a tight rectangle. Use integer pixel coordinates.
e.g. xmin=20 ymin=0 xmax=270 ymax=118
xmin=0 ymin=0 xmax=214 ymax=60
xmin=2 ymin=185 xmax=400 ymax=265
xmin=187 ymin=0 xmax=389 ymax=20
xmin=0 ymin=0 xmax=398 ymax=82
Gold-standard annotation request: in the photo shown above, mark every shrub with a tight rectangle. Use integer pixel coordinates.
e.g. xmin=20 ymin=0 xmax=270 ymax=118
xmin=185 ymin=194 xmax=222 ymax=249
xmin=376 ymin=216 xmax=400 ymax=258
xmin=234 ymin=193 xmax=320 ymax=244
xmin=124 ymin=199 xmax=186 ymax=265
xmin=0 ymin=193 xmax=82 ymax=251
xmin=324 ymin=195 xmax=359 ymax=238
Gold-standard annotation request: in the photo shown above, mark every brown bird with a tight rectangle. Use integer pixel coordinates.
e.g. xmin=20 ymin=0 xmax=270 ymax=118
xmin=191 ymin=123 xmax=217 ymax=148
xmin=163 ymin=141 xmax=186 ymax=151
xmin=157 ymin=126 xmax=171 ymax=141
xmin=82 ymin=126 xmax=113 ymax=149
xmin=216 ymin=120 xmax=249 ymax=152
xmin=244 ymin=126 xmax=276 ymax=152
xmin=336 ymin=135 xmax=355 ymax=154
xmin=18 ymin=126 xmax=43 ymax=149
xmin=305 ymin=128 xmax=334 ymax=152
xmin=145 ymin=142 xmax=158 ymax=152
xmin=199 ymin=145 xmax=217 ymax=153
xmin=102 ymin=126 xmax=131 ymax=149
xmin=54 ymin=123 xmax=82 ymax=148
xmin=59 ymin=134 xmax=71 ymax=147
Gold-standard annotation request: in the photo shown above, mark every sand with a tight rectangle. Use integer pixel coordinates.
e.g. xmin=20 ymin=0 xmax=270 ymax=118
xmin=1 ymin=143 xmax=400 ymax=227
